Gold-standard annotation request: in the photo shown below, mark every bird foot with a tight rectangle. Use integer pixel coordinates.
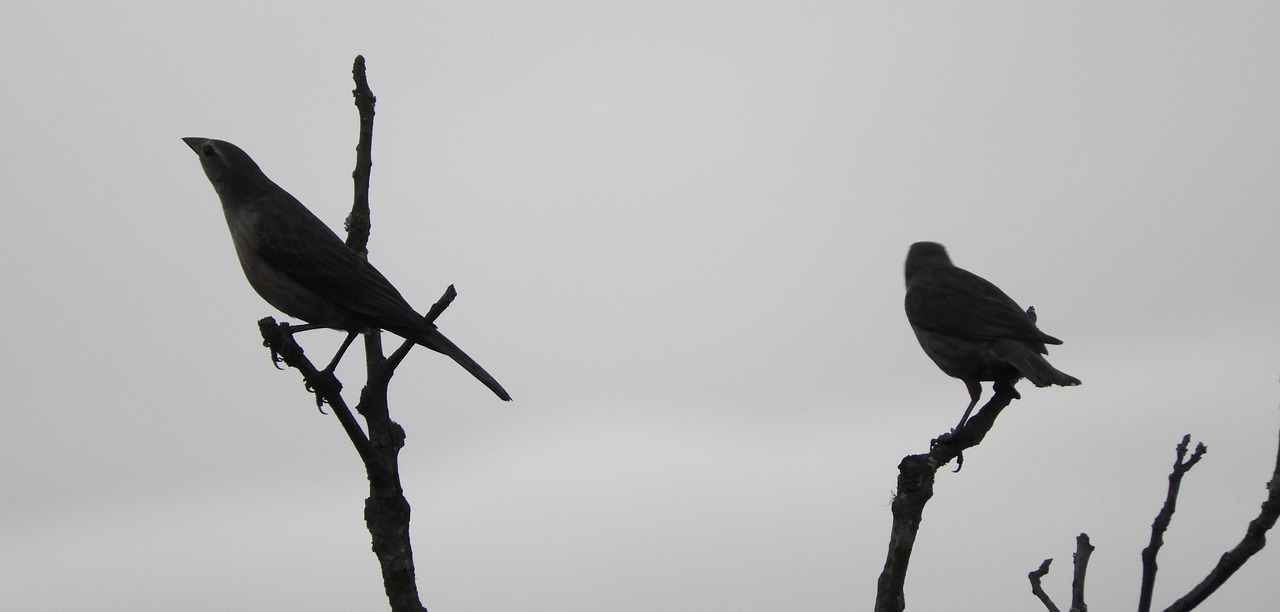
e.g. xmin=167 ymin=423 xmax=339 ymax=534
xmin=266 ymin=347 xmax=286 ymax=370
xmin=931 ymin=426 xmax=963 ymax=449
xmin=928 ymin=432 xmax=967 ymax=473
xmin=302 ymin=370 xmax=343 ymax=414
xmin=932 ymin=430 xmax=955 ymax=447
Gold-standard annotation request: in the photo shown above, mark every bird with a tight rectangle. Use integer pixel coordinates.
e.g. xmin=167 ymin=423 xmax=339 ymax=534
xmin=904 ymin=241 xmax=1077 ymax=429
xmin=183 ymin=137 xmax=511 ymax=401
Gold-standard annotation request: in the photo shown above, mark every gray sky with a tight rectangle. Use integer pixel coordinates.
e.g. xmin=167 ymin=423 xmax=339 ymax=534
xmin=3 ymin=2 xmax=1280 ymax=610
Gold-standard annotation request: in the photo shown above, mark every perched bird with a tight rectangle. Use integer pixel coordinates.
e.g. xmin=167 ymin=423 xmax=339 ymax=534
xmin=904 ymin=241 xmax=1077 ymax=428
xmin=184 ymin=137 xmax=511 ymax=401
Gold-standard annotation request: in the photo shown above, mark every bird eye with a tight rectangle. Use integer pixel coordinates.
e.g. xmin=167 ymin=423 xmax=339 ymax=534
xmin=201 ymin=144 xmax=216 ymax=157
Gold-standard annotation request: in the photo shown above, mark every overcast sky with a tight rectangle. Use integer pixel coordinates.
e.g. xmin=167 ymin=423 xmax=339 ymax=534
xmin=4 ymin=2 xmax=1280 ymax=610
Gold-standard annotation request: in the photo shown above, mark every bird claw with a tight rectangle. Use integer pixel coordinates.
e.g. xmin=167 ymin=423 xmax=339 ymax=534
xmin=928 ymin=432 xmax=967 ymax=472
xmin=267 ymin=348 xmax=286 ymax=370
xmin=302 ymin=369 xmax=342 ymax=414
xmin=931 ymin=428 xmax=959 ymax=450
xmin=310 ymin=393 xmax=328 ymax=413
xmin=263 ymin=320 xmax=295 ymax=370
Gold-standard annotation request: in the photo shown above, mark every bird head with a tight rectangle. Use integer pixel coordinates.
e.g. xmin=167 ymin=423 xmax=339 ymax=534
xmin=904 ymin=241 xmax=953 ymax=283
xmin=182 ymin=137 xmax=272 ymax=202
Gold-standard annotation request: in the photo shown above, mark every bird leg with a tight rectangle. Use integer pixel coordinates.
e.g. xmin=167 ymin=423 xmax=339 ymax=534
xmin=283 ymin=322 xmax=326 ymax=333
xmin=277 ymin=322 xmax=354 ymax=372
xmin=322 ymin=331 xmax=360 ymax=374
xmin=955 ymin=380 xmax=983 ymax=431
xmin=935 ymin=381 xmax=984 ymax=469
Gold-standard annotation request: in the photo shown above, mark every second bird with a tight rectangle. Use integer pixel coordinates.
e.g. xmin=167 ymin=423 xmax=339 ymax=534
xmin=184 ymin=137 xmax=511 ymax=401
xmin=904 ymin=241 xmax=1077 ymax=427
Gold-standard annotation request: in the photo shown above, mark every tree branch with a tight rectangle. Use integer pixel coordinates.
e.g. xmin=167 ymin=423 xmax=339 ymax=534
xmin=1032 ymin=416 xmax=1280 ymax=612
xmin=1138 ymin=435 xmax=1207 ymax=612
xmin=252 ymin=56 xmax=479 ymax=612
xmin=1070 ymin=533 xmax=1093 ymax=612
xmin=381 ymin=285 xmax=458 ymax=375
xmin=342 ymin=56 xmax=429 ymax=612
xmin=1163 ymin=418 xmax=1280 ymax=612
xmin=1027 ymin=533 xmax=1093 ymax=612
xmin=1029 ymin=558 xmax=1062 ymax=612
xmin=346 ymin=54 xmax=376 ymax=256
xmin=874 ymin=384 xmax=1020 ymax=612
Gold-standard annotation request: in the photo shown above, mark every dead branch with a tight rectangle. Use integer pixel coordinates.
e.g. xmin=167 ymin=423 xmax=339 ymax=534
xmin=874 ymin=384 xmax=1019 ymax=612
xmin=256 ymin=56 xmax=429 ymax=612
xmin=1070 ymin=533 xmax=1093 ymax=612
xmin=1027 ymin=533 xmax=1093 ymax=612
xmin=1138 ymin=435 xmax=1207 ymax=612
xmin=1029 ymin=558 xmax=1062 ymax=612
xmin=1163 ymin=419 xmax=1280 ymax=612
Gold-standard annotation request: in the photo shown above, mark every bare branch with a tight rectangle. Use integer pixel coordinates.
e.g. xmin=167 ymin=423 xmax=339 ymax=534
xmin=1029 ymin=558 xmax=1062 ymax=612
xmin=346 ymin=54 xmax=376 ymax=256
xmin=1070 ymin=533 xmax=1094 ymax=612
xmin=423 ymin=284 xmax=458 ymax=324
xmin=341 ymin=56 xmax=428 ymax=612
xmin=381 ymin=285 xmax=459 ymax=375
xmin=1138 ymin=435 xmax=1207 ymax=612
xmin=1162 ymin=418 xmax=1280 ymax=612
xmin=250 ymin=56 xmax=467 ymax=612
xmin=874 ymin=384 xmax=1020 ymax=612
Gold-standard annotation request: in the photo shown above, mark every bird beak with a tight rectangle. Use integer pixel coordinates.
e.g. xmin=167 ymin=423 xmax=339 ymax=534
xmin=182 ymin=137 xmax=205 ymax=153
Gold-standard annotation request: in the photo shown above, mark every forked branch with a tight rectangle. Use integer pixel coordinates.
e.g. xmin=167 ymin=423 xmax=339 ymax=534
xmin=1031 ymin=415 xmax=1280 ymax=612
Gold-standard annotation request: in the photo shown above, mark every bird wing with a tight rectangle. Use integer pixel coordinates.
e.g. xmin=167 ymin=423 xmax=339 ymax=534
xmin=252 ymin=195 xmax=427 ymax=330
xmin=906 ymin=266 xmax=1054 ymax=345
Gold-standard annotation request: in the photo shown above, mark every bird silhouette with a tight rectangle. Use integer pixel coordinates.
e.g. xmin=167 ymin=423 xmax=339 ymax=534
xmin=904 ymin=241 xmax=1077 ymax=428
xmin=184 ymin=137 xmax=510 ymax=401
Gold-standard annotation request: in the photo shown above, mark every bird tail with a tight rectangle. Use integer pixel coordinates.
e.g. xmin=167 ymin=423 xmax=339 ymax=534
xmin=405 ymin=326 xmax=512 ymax=401
xmin=991 ymin=339 xmax=1081 ymax=388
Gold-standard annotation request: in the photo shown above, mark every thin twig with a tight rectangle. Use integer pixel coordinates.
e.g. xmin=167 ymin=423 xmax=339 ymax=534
xmin=1138 ymin=435 xmax=1207 ymax=612
xmin=423 ymin=284 xmax=458 ymax=324
xmin=381 ymin=285 xmax=459 ymax=375
xmin=346 ymin=54 xmax=376 ymax=256
xmin=1029 ymin=558 xmax=1062 ymax=612
xmin=1163 ymin=416 xmax=1280 ymax=612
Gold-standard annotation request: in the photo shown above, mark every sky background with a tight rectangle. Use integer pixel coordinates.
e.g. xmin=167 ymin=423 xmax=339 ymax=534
xmin=3 ymin=2 xmax=1280 ymax=610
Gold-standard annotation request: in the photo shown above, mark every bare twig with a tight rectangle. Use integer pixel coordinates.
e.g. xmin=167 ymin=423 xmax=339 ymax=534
xmin=1138 ymin=435 xmax=1207 ymax=612
xmin=423 ymin=284 xmax=457 ymax=324
xmin=1070 ymin=533 xmax=1094 ymax=612
xmin=1029 ymin=533 xmax=1093 ymax=612
xmin=1032 ymin=417 xmax=1280 ymax=612
xmin=874 ymin=384 xmax=1020 ymax=612
xmin=381 ymin=285 xmax=459 ymax=375
xmin=1029 ymin=558 xmax=1062 ymax=612
xmin=346 ymin=55 xmax=376 ymax=256
xmin=1163 ymin=418 xmax=1280 ymax=612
